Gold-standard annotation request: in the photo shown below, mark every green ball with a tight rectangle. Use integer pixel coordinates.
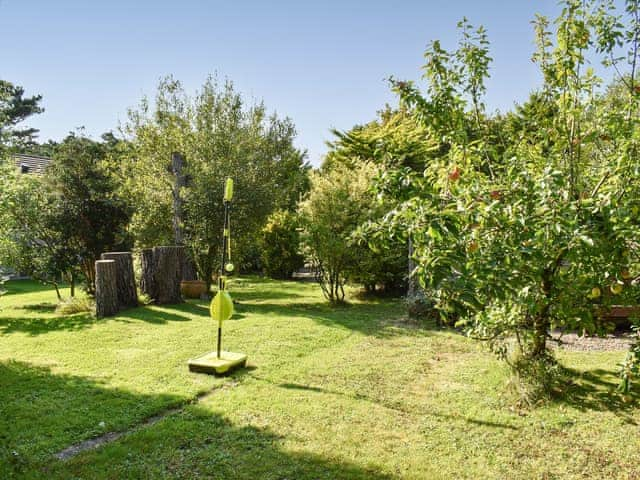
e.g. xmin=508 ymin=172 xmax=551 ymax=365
xmin=225 ymin=262 xmax=235 ymax=273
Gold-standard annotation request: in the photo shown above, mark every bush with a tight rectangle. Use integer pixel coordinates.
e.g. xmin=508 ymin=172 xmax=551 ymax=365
xmin=299 ymin=164 xmax=375 ymax=303
xmin=259 ymin=210 xmax=304 ymax=279
xmin=55 ymin=297 xmax=94 ymax=315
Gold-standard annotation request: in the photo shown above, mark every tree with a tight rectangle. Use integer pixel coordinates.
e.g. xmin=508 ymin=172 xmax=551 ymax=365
xmin=367 ymin=2 xmax=640 ymax=399
xmin=45 ymin=133 xmax=134 ymax=294
xmin=122 ymin=76 xmax=309 ymax=289
xmin=0 ymin=80 xmax=43 ymax=152
xmin=0 ymin=166 xmax=77 ymax=300
xmin=299 ymin=162 xmax=383 ymax=303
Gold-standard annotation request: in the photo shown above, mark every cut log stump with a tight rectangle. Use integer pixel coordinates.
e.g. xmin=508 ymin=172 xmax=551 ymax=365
xmin=101 ymin=252 xmax=138 ymax=309
xmin=152 ymin=245 xmax=184 ymax=304
xmin=95 ymin=260 xmax=119 ymax=318
xmin=140 ymin=248 xmax=156 ymax=299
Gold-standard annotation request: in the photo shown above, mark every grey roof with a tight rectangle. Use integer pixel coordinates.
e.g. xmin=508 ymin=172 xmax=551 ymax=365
xmin=13 ymin=154 xmax=52 ymax=174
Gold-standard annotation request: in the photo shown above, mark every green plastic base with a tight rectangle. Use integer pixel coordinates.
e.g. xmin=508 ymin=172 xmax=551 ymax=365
xmin=188 ymin=351 xmax=248 ymax=375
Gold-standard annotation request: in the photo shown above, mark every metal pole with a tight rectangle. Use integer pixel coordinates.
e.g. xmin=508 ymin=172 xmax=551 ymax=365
xmin=216 ymin=200 xmax=230 ymax=359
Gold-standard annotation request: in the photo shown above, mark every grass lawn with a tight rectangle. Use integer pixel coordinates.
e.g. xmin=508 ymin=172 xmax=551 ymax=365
xmin=1 ymin=277 xmax=639 ymax=479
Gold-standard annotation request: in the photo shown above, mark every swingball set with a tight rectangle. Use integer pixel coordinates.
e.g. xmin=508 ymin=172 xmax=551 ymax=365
xmin=188 ymin=178 xmax=248 ymax=375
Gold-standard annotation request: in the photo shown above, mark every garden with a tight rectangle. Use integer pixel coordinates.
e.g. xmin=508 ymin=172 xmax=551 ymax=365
xmin=1 ymin=0 xmax=640 ymax=478
xmin=1 ymin=278 xmax=639 ymax=479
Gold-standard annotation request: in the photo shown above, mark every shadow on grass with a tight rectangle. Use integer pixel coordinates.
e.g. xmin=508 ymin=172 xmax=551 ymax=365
xmin=0 ymin=303 xmax=197 ymax=336
xmin=552 ymin=366 xmax=640 ymax=423
xmin=0 ymin=313 xmax=99 ymax=336
xmin=235 ymin=299 xmax=434 ymax=338
xmin=232 ymin=288 xmax=307 ymax=302
xmin=17 ymin=303 xmax=57 ymax=313
xmin=1 ymin=280 xmax=59 ymax=296
xmin=0 ymin=360 xmax=185 ymax=476
xmin=0 ymin=361 xmax=392 ymax=480
xmin=277 ymin=381 xmax=518 ymax=430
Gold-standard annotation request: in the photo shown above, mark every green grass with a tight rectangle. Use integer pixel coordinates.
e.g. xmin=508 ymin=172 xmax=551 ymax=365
xmin=1 ymin=278 xmax=639 ymax=479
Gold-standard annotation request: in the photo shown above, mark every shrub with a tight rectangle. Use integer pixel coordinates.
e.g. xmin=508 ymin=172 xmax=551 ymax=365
xmin=259 ymin=210 xmax=304 ymax=279
xmin=55 ymin=297 xmax=95 ymax=315
xmin=299 ymin=163 xmax=376 ymax=303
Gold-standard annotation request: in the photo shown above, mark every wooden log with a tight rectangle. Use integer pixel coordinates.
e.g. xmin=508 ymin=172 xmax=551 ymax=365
xmin=101 ymin=252 xmax=138 ymax=309
xmin=95 ymin=260 xmax=119 ymax=318
xmin=140 ymin=248 xmax=156 ymax=298
xmin=152 ymin=245 xmax=184 ymax=304
xmin=181 ymin=253 xmax=198 ymax=281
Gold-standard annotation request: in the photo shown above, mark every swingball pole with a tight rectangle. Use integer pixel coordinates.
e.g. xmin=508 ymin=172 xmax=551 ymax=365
xmin=188 ymin=177 xmax=246 ymax=375
xmin=216 ymin=178 xmax=234 ymax=358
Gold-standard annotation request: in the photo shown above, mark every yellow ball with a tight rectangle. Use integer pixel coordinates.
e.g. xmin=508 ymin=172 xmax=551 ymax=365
xmin=225 ymin=262 xmax=235 ymax=273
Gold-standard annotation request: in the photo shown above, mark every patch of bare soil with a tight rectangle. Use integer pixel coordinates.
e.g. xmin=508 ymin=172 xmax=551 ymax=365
xmin=550 ymin=329 xmax=636 ymax=351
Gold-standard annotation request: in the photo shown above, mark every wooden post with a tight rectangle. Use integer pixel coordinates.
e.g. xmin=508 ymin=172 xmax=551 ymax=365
xmin=151 ymin=245 xmax=184 ymax=304
xmin=140 ymin=248 xmax=155 ymax=299
xmin=95 ymin=260 xmax=119 ymax=318
xmin=101 ymin=252 xmax=138 ymax=309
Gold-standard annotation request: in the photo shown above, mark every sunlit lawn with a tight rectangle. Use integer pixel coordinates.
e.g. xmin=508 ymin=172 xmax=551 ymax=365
xmin=1 ymin=277 xmax=639 ymax=479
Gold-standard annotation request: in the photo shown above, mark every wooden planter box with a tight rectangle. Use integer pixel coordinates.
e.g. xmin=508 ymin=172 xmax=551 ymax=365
xmin=598 ymin=305 xmax=640 ymax=328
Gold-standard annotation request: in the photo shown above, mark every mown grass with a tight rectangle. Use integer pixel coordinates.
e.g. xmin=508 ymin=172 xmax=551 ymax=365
xmin=1 ymin=278 xmax=639 ymax=479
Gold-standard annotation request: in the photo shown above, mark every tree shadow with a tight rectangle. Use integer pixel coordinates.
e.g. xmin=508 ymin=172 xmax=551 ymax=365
xmin=232 ymin=289 xmax=307 ymax=302
xmin=234 ymin=300 xmax=433 ymax=338
xmin=0 ymin=304 xmax=196 ymax=336
xmin=1 ymin=280 xmax=58 ymax=296
xmin=552 ymin=366 xmax=639 ymax=423
xmin=276 ymin=381 xmax=518 ymax=431
xmin=0 ymin=360 xmax=185 ymax=476
xmin=17 ymin=303 xmax=57 ymax=313
xmin=0 ymin=313 xmax=99 ymax=336
xmin=116 ymin=305 xmax=195 ymax=325
xmin=0 ymin=361 xmax=393 ymax=480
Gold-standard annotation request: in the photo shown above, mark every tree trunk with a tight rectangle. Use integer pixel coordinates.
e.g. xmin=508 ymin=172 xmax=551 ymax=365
xmin=171 ymin=152 xmax=186 ymax=246
xmin=140 ymin=248 xmax=156 ymax=298
xmin=53 ymin=282 xmax=61 ymax=301
xmin=532 ymin=315 xmax=549 ymax=358
xmin=101 ymin=252 xmax=138 ymax=309
xmin=152 ymin=245 xmax=183 ymax=304
xmin=69 ymin=271 xmax=75 ymax=297
xmin=406 ymin=237 xmax=428 ymax=319
xmin=182 ymin=253 xmax=198 ymax=281
xmin=82 ymin=258 xmax=96 ymax=295
xmin=95 ymin=260 xmax=119 ymax=318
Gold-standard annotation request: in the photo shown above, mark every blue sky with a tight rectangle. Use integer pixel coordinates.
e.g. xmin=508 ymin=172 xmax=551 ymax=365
xmin=0 ymin=1 xmax=584 ymax=165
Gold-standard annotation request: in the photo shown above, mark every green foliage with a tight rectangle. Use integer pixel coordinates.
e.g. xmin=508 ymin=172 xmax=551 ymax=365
xmin=0 ymin=164 xmax=75 ymax=299
xmin=0 ymin=79 xmax=43 ymax=151
xmin=259 ymin=209 xmax=304 ymax=280
xmin=367 ymin=1 xmax=640 ymax=396
xmin=300 ymin=162 xmax=384 ymax=303
xmin=46 ymin=133 xmax=134 ymax=293
xmin=122 ymin=76 xmax=309 ymax=286
xmin=0 ymin=132 xmax=132 ymax=296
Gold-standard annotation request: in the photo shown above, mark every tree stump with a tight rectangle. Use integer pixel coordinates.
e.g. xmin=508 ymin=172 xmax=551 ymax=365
xmin=101 ymin=252 xmax=138 ymax=309
xmin=140 ymin=248 xmax=156 ymax=299
xmin=182 ymin=253 xmax=198 ymax=281
xmin=152 ymin=246 xmax=184 ymax=304
xmin=95 ymin=260 xmax=119 ymax=318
